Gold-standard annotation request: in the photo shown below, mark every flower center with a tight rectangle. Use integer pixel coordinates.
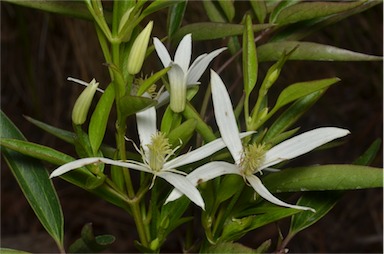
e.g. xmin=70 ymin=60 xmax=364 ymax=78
xmin=146 ymin=132 xmax=173 ymax=172
xmin=240 ymin=143 xmax=266 ymax=176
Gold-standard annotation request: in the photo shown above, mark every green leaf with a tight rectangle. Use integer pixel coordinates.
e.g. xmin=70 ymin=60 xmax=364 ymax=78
xmin=221 ymin=207 xmax=300 ymax=242
xmin=271 ymin=78 xmax=339 ymax=113
xmin=160 ymin=105 xmax=182 ymax=135
xmin=173 ymin=22 xmax=272 ymax=42
xmin=218 ymin=0 xmax=235 ymax=22
xmin=263 ymin=164 xmax=383 ymax=193
xmin=2 ymin=0 xmax=104 ymax=21
xmin=0 ymin=248 xmax=31 ymax=254
xmin=167 ymin=0 xmax=187 ymax=39
xmin=274 ymin=1 xmax=363 ymax=25
xmin=243 ymin=15 xmax=258 ymax=97
xmin=25 ymin=115 xmax=76 ymax=143
xmin=250 ymin=0 xmax=267 ymax=24
xmin=289 ymin=191 xmax=343 ymax=236
xmin=269 ymin=0 xmax=300 ymax=24
xmin=353 ymin=139 xmax=382 ymax=166
xmin=270 ymin=1 xmax=381 ymax=42
xmin=264 ymin=89 xmax=326 ymax=143
xmin=258 ymin=41 xmax=382 ymax=62
xmin=205 ymin=242 xmax=257 ymax=253
xmin=203 ymin=0 xmax=226 ymax=22
xmin=167 ymin=119 xmax=197 ymax=149
xmin=136 ymin=67 xmax=171 ymax=96
xmin=89 ymin=84 xmax=115 ymax=155
xmin=0 ymin=111 xmax=64 ymax=250
xmin=68 ymin=223 xmax=115 ymax=253
xmin=118 ymin=95 xmax=156 ymax=118
xmin=141 ymin=0 xmax=182 ymax=18
xmin=0 ymin=138 xmax=75 ymax=165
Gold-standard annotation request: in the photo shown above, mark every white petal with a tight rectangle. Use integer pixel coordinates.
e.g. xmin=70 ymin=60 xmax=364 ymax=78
xmin=165 ymin=131 xmax=255 ymax=169
xmin=168 ymin=63 xmax=187 ymax=112
xmin=50 ymin=157 xmax=102 ymax=178
xmin=262 ymin=127 xmax=350 ymax=169
xmin=187 ymin=47 xmax=226 ymax=85
xmin=166 ymin=161 xmax=240 ymax=202
xmin=153 ymin=37 xmax=172 ymax=67
xmin=50 ymin=157 xmax=153 ymax=178
xmin=160 ymin=172 xmax=205 ymax=209
xmin=246 ymin=175 xmax=315 ymax=212
xmin=136 ymin=105 xmax=157 ymax=148
xmin=174 ymin=34 xmax=192 ymax=73
xmin=211 ymin=70 xmax=243 ymax=164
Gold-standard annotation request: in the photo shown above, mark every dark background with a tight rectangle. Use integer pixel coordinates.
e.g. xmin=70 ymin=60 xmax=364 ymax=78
xmin=1 ymin=2 xmax=382 ymax=253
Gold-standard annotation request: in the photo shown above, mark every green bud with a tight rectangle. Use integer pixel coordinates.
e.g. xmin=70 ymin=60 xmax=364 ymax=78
xmin=72 ymin=79 xmax=99 ymax=125
xmin=127 ymin=21 xmax=153 ymax=75
xmin=118 ymin=7 xmax=134 ymax=34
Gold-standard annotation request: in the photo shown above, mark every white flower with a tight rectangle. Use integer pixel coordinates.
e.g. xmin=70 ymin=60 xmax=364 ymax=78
xmin=50 ymin=105 xmax=252 ymax=210
xmin=153 ymin=34 xmax=226 ymax=112
xmin=166 ymin=70 xmax=351 ymax=212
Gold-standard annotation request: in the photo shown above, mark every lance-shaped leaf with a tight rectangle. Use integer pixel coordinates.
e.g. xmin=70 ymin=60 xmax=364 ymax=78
xmin=141 ymin=0 xmax=183 ymax=17
xmin=274 ymin=1 xmax=363 ymax=25
xmin=263 ymin=164 xmax=383 ymax=193
xmin=258 ymin=41 xmax=383 ymax=62
xmin=243 ymin=14 xmax=258 ymax=97
xmin=89 ymin=84 xmax=115 ymax=155
xmin=167 ymin=119 xmax=197 ymax=149
xmin=173 ymin=22 xmax=272 ymax=42
xmin=218 ymin=0 xmax=235 ymax=22
xmin=264 ymin=89 xmax=326 ymax=143
xmin=118 ymin=95 xmax=156 ymax=118
xmin=2 ymin=0 xmax=101 ymax=21
xmin=0 ymin=111 xmax=64 ymax=250
xmin=250 ymin=0 xmax=267 ymax=24
xmin=270 ymin=78 xmax=339 ymax=114
xmin=25 ymin=115 xmax=76 ymax=144
xmin=167 ymin=0 xmax=187 ymax=39
xmin=136 ymin=67 xmax=171 ymax=96
xmin=288 ymin=191 xmax=343 ymax=237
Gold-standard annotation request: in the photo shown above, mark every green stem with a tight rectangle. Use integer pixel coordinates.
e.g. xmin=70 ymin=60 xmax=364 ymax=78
xmin=183 ymin=102 xmax=217 ymax=142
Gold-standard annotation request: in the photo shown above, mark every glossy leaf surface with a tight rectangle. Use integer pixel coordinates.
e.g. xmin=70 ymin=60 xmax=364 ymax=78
xmin=1 ymin=111 xmax=64 ymax=249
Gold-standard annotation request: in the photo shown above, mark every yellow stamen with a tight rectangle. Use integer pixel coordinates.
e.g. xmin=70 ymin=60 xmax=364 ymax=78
xmin=240 ymin=143 xmax=266 ymax=176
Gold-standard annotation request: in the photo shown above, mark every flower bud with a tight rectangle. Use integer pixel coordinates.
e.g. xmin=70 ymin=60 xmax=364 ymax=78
xmin=72 ymin=79 xmax=99 ymax=125
xmin=127 ymin=21 xmax=153 ymax=75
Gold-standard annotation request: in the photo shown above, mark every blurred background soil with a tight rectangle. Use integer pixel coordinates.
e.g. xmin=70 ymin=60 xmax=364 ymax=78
xmin=1 ymin=2 xmax=383 ymax=253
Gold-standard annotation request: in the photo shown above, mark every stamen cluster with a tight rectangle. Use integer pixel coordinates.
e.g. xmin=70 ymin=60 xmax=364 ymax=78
xmin=146 ymin=132 xmax=173 ymax=172
xmin=240 ymin=143 xmax=266 ymax=176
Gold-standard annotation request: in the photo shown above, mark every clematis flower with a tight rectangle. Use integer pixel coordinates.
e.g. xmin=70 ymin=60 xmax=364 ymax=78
xmin=50 ymin=104 xmax=252 ymax=210
xmin=153 ymin=34 xmax=226 ymax=112
xmin=166 ymin=70 xmax=351 ymax=211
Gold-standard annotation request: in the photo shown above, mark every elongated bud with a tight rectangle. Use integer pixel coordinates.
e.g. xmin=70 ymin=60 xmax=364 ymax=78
xmin=127 ymin=21 xmax=153 ymax=75
xmin=72 ymin=79 xmax=99 ymax=125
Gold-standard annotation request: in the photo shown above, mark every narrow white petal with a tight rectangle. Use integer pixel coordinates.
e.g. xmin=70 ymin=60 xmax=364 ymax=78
xmin=246 ymin=175 xmax=315 ymax=212
xmin=67 ymin=77 xmax=104 ymax=93
xmin=50 ymin=157 xmax=102 ymax=178
xmin=187 ymin=48 xmax=226 ymax=85
xmin=174 ymin=34 xmax=192 ymax=73
xmin=165 ymin=131 xmax=255 ymax=169
xmin=211 ymin=70 xmax=243 ymax=164
xmin=136 ymin=105 xmax=157 ymax=148
xmin=156 ymin=90 xmax=170 ymax=108
xmin=160 ymin=172 xmax=205 ymax=209
xmin=262 ymin=127 xmax=350 ymax=169
xmin=153 ymin=37 xmax=172 ymax=67
xmin=50 ymin=157 xmax=153 ymax=178
xmin=166 ymin=161 xmax=240 ymax=202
